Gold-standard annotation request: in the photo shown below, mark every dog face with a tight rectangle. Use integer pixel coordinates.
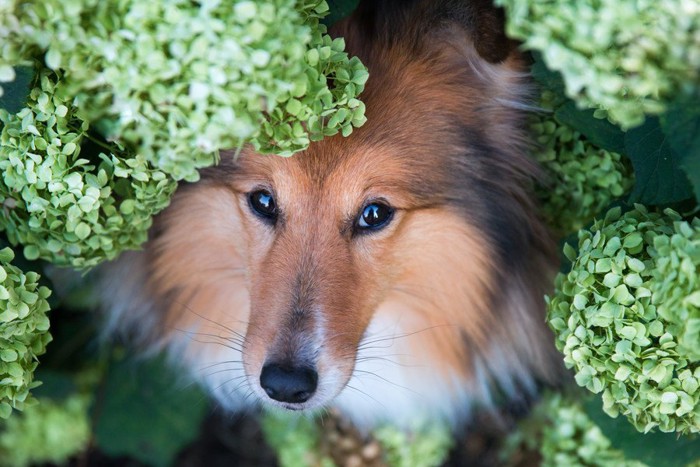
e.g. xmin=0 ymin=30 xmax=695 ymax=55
xmin=102 ymin=0 xmax=562 ymax=428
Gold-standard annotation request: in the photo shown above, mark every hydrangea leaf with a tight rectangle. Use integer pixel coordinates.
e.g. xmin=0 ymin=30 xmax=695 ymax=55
xmin=0 ymin=66 xmax=33 ymax=115
xmin=92 ymin=353 xmax=209 ymax=467
xmin=661 ymin=95 xmax=700 ymax=204
xmin=323 ymin=0 xmax=360 ymax=25
xmin=624 ymin=117 xmax=694 ymax=205
xmin=554 ymin=101 xmax=627 ymax=155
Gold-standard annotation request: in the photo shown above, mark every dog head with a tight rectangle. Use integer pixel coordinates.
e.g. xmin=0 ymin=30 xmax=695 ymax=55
xmin=103 ymin=0 xmax=561 ymax=427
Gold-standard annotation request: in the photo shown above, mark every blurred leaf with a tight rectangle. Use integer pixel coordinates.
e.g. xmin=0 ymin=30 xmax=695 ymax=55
xmin=324 ymin=0 xmax=360 ymax=25
xmin=583 ymin=395 xmax=700 ymax=467
xmin=0 ymin=66 xmax=33 ymax=115
xmin=93 ymin=353 xmax=209 ymax=467
xmin=555 ymin=101 xmax=627 ymax=154
xmin=662 ymin=95 xmax=700 ymax=204
xmin=530 ymin=52 xmax=566 ymax=95
xmin=624 ymin=117 xmax=693 ymax=205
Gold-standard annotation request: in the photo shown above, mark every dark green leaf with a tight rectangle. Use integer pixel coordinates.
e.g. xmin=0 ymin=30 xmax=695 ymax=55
xmin=661 ymin=95 xmax=700 ymax=204
xmin=530 ymin=53 xmax=566 ymax=95
xmin=93 ymin=353 xmax=209 ymax=467
xmin=0 ymin=66 xmax=34 ymax=115
xmin=324 ymin=0 xmax=360 ymax=26
xmin=555 ymin=101 xmax=627 ymax=154
xmin=624 ymin=117 xmax=693 ymax=205
xmin=584 ymin=395 xmax=700 ymax=467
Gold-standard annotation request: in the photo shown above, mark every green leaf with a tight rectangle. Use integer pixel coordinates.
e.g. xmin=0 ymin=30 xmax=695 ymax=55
xmin=583 ymin=395 xmax=700 ymax=467
xmin=554 ymin=101 xmax=627 ymax=154
xmin=323 ymin=0 xmax=360 ymax=25
xmin=93 ymin=353 xmax=209 ymax=467
xmin=661 ymin=94 xmax=700 ymax=204
xmin=624 ymin=117 xmax=693 ymax=205
xmin=0 ymin=66 xmax=34 ymax=115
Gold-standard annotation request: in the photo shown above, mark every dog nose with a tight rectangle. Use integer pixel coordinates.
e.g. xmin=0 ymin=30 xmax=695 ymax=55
xmin=260 ymin=363 xmax=318 ymax=404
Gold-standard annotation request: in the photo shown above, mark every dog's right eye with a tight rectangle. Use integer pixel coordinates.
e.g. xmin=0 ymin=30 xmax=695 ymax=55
xmin=248 ymin=190 xmax=278 ymax=222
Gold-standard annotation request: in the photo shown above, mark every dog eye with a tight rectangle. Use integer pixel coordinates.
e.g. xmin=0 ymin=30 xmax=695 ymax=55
xmin=248 ymin=190 xmax=277 ymax=222
xmin=357 ymin=202 xmax=394 ymax=231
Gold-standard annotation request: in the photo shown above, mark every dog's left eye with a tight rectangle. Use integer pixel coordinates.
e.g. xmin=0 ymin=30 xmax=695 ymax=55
xmin=357 ymin=202 xmax=394 ymax=231
xmin=248 ymin=189 xmax=278 ymax=222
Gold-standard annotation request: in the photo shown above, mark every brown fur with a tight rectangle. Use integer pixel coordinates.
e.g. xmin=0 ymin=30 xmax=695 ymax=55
xmin=100 ymin=0 xmax=562 ymax=429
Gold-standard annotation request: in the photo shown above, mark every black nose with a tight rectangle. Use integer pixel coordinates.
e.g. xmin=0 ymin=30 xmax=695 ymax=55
xmin=260 ymin=363 xmax=318 ymax=404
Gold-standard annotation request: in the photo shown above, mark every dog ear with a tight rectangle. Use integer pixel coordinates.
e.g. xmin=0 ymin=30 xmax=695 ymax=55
xmin=336 ymin=0 xmax=517 ymax=64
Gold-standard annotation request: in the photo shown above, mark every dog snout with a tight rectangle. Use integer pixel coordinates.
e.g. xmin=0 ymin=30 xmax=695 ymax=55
xmin=260 ymin=362 xmax=318 ymax=404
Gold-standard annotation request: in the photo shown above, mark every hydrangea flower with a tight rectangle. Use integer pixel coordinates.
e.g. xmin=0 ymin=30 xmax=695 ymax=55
xmin=548 ymin=205 xmax=699 ymax=434
xmin=0 ymin=0 xmax=368 ymax=181
xmin=0 ymin=393 xmax=91 ymax=466
xmin=497 ymin=0 xmax=700 ymax=128
xmin=0 ymin=71 xmax=176 ymax=269
xmin=0 ymin=247 xmax=52 ymax=419
xmin=502 ymin=393 xmax=648 ymax=467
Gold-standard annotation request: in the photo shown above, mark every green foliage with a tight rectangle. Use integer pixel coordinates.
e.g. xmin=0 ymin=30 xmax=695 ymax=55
xmin=261 ymin=410 xmax=335 ymax=467
xmin=662 ymin=95 xmax=700 ymax=204
xmin=583 ymin=394 xmax=700 ymax=467
xmin=0 ymin=0 xmax=368 ymax=182
xmin=625 ymin=117 xmax=694 ymax=205
xmin=373 ymin=422 xmax=453 ymax=467
xmin=547 ymin=205 xmax=699 ymax=434
xmin=496 ymin=0 xmax=700 ymax=129
xmin=532 ymin=91 xmax=634 ymax=235
xmin=262 ymin=410 xmax=453 ymax=467
xmin=0 ymin=70 xmax=176 ymax=269
xmin=502 ymin=393 xmax=649 ymax=467
xmin=0 ymin=392 xmax=91 ymax=467
xmin=0 ymin=247 xmax=51 ymax=419
xmin=529 ymin=55 xmax=700 ymax=209
xmin=92 ymin=352 xmax=209 ymax=467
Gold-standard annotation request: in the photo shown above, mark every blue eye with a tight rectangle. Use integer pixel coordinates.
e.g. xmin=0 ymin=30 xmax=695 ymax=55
xmin=248 ymin=190 xmax=277 ymax=221
xmin=357 ymin=202 xmax=394 ymax=231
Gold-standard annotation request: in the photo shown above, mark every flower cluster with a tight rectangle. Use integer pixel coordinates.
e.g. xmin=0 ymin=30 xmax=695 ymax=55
xmin=496 ymin=0 xmax=700 ymax=128
xmin=0 ymin=0 xmax=368 ymax=182
xmin=261 ymin=410 xmax=453 ymax=467
xmin=0 ymin=71 xmax=176 ymax=269
xmin=0 ymin=247 xmax=51 ymax=419
xmin=502 ymin=393 xmax=647 ymax=467
xmin=0 ymin=393 xmax=91 ymax=467
xmin=548 ymin=205 xmax=699 ymax=434
xmin=532 ymin=92 xmax=633 ymax=235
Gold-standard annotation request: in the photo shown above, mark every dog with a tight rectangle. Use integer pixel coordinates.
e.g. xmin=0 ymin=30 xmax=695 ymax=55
xmin=100 ymin=0 xmax=562 ymax=431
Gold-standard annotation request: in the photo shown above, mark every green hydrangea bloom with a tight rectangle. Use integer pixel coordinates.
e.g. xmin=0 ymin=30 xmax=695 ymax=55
xmin=502 ymin=393 xmax=648 ymax=467
xmin=0 ymin=247 xmax=51 ymax=419
xmin=547 ymin=205 xmax=700 ymax=434
xmin=533 ymin=92 xmax=634 ymax=235
xmin=0 ymin=71 xmax=177 ymax=269
xmin=0 ymin=0 xmax=368 ymax=182
xmin=261 ymin=410 xmax=335 ymax=467
xmin=0 ymin=393 xmax=91 ymax=467
xmin=496 ymin=0 xmax=700 ymax=128
xmin=261 ymin=410 xmax=453 ymax=467
xmin=373 ymin=422 xmax=453 ymax=467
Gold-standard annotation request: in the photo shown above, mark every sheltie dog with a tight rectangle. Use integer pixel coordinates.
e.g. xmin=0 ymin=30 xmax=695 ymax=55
xmin=101 ymin=0 xmax=562 ymax=431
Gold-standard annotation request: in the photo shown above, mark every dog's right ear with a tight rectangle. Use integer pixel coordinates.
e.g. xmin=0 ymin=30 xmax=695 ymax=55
xmin=334 ymin=0 xmax=517 ymax=65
